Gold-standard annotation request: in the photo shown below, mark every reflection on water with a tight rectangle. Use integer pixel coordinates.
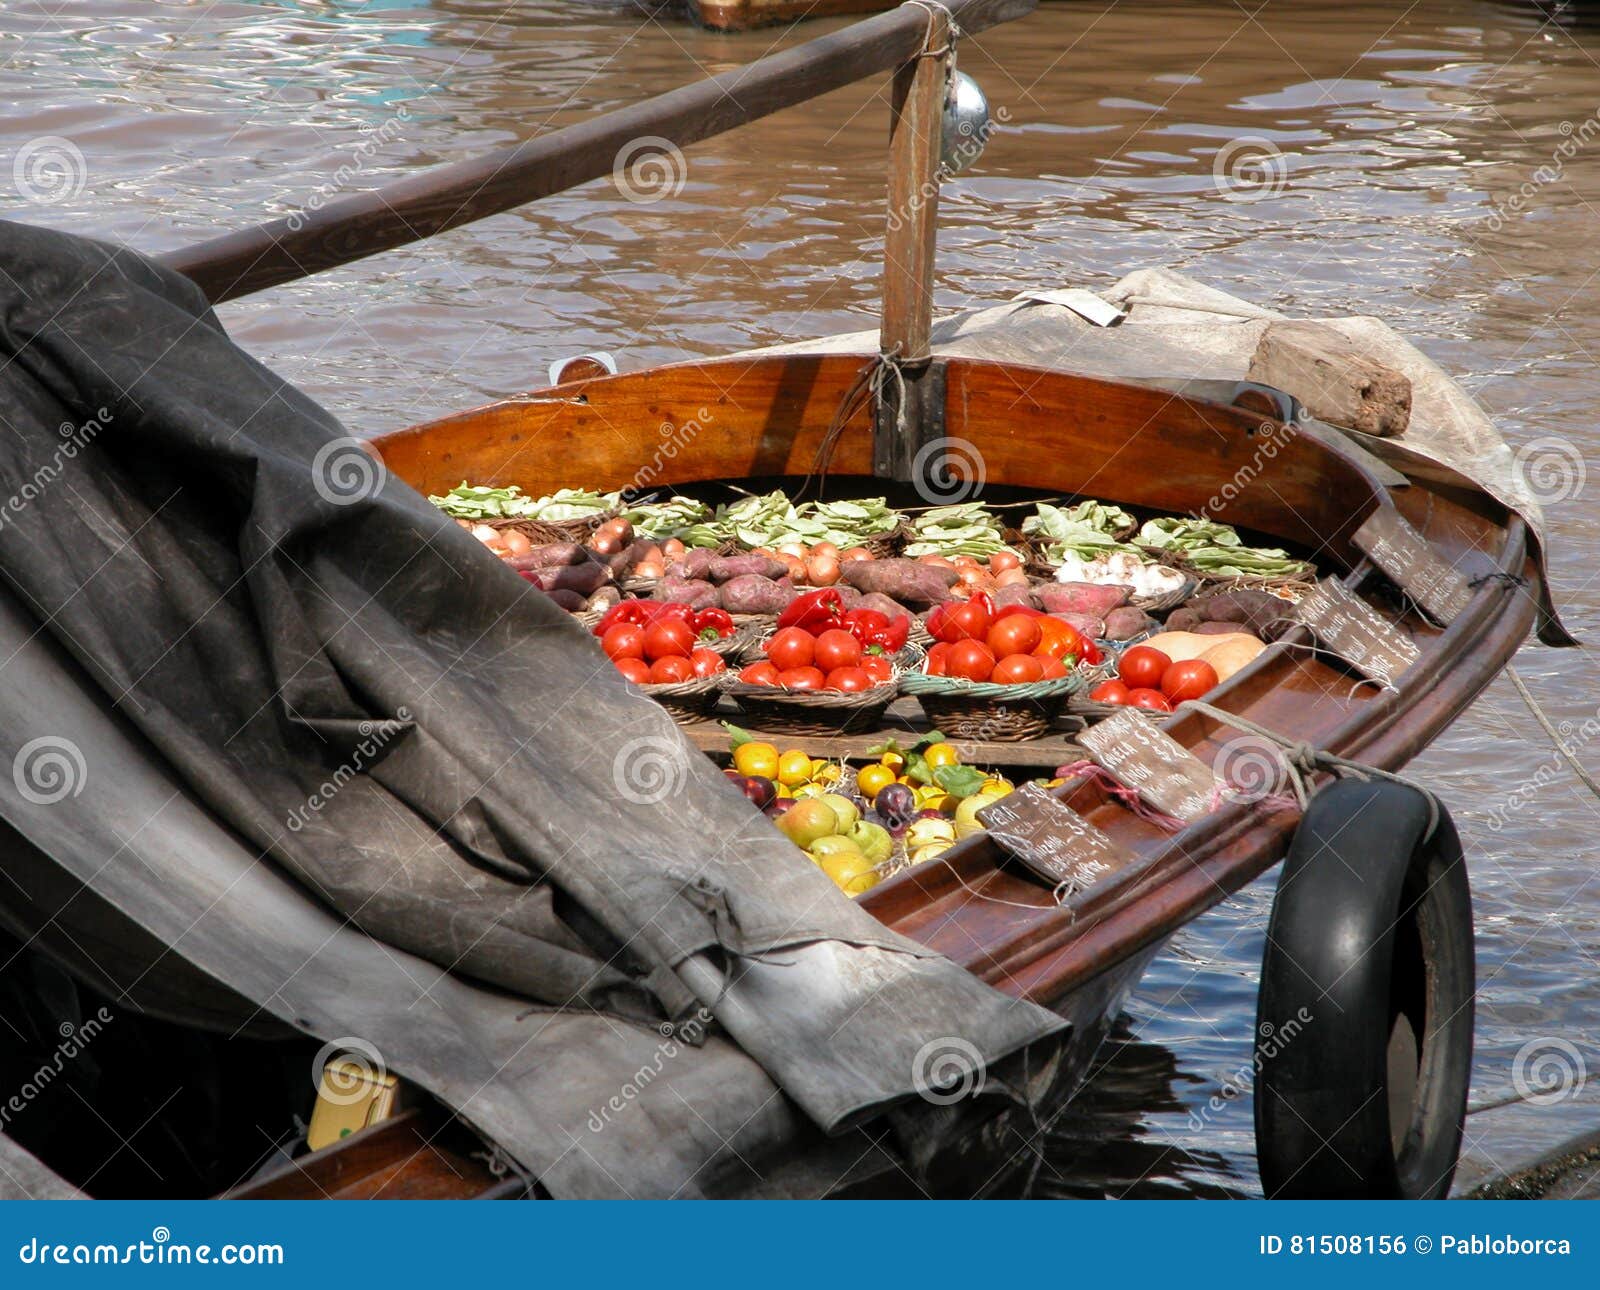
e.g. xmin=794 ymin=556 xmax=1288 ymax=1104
xmin=5 ymin=0 xmax=1600 ymax=1194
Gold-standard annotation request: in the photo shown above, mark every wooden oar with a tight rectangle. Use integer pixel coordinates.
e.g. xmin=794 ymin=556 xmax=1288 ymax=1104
xmin=160 ymin=0 xmax=1035 ymax=304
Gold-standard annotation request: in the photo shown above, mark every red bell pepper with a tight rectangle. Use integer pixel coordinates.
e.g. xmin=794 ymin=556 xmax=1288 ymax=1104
xmin=776 ymin=588 xmax=845 ymax=634
xmin=692 ymin=607 xmax=735 ymax=640
xmin=593 ymin=600 xmax=694 ymax=637
xmin=843 ymin=608 xmax=910 ymax=653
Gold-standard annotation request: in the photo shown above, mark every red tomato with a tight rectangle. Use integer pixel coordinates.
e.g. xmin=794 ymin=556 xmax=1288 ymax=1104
xmin=689 ymin=648 xmax=726 ymax=678
xmin=992 ymin=654 xmax=1045 ymax=684
xmin=824 ymin=666 xmax=872 ymax=692
xmin=1127 ymin=687 xmax=1173 ymax=712
xmin=932 ymin=599 xmax=992 ymax=644
xmin=1118 ymin=645 xmax=1172 ymax=690
xmin=947 ymin=639 xmax=996 ymax=682
xmin=778 ymin=665 xmax=826 ymax=691
xmin=1038 ymin=655 xmax=1069 ymax=680
xmin=987 ymin=614 xmax=1042 ymax=659
xmin=648 ymin=655 xmax=694 ymax=684
xmin=602 ymin=623 xmax=646 ymax=661
xmin=813 ymin=628 xmax=862 ymax=673
xmin=861 ymin=654 xmax=894 ymax=685
xmin=924 ymin=642 xmax=952 ymax=676
xmin=1089 ymin=679 xmax=1131 ymax=705
xmin=766 ymin=626 xmax=816 ymax=671
xmin=643 ymin=617 xmax=695 ymax=662
xmin=615 ymin=657 xmax=651 ymax=684
xmin=1160 ymin=658 xmax=1218 ymax=703
xmin=739 ymin=661 xmax=780 ymax=686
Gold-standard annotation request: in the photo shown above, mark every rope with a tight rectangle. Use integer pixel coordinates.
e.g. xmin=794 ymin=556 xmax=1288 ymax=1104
xmin=801 ymin=352 xmax=898 ymax=495
xmin=904 ymin=0 xmax=960 ymax=58
xmin=1507 ymin=664 xmax=1600 ymax=803
xmin=1176 ymin=699 xmax=1443 ymax=840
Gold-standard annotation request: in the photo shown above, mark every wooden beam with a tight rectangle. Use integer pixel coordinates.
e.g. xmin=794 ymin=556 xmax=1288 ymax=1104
xmin=160 ymin=0 xmax=1035 ymax=304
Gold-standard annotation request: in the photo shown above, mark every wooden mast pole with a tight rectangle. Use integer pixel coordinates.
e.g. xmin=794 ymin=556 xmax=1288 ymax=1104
xmin=875 ymin=2 xmax=951 ymax=483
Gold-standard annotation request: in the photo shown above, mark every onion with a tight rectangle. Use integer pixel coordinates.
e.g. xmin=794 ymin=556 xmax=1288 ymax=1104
xmin=841 ymin=547 xmax=872 ymax=562
xmin=995 ymin=567 xmax=1029 ymax=588
xmin=634 ymin=560 xmax=666 ymax=578
xmin=990 ymin=550 xmax=1021 ymax=574
xmin=471 ymin=524 xmax=498 ymax=544
xmin=811 ymin=541 xmax=839 ymax=560
xmin=806 ymin=554 xmax=840 ymax=586
xmin=503 ymin=529 xmax=533 ymax=557
xmin=662 ymin=538 xmax=686 ymax=558
xmin=777 ymin=542 xmax=807 ymax=560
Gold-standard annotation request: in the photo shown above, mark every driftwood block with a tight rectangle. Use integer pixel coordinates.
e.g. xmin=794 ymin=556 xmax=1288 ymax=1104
xmin=1247 ymin=320 xmax=1411 ymax=436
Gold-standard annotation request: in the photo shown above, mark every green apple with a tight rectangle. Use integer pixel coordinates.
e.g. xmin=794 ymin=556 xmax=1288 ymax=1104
xmin=819 ymin=792 xmax=861 ymax=832
xmin=777 ymin=799 xmax=841 ymax=848
xmin=809 ymin=837 xmax=878 ymax=895
xmin=954 ymin=790 xmax=1005 ymax=838
xmin=906 ymin=816 xmax=956 ymax=850
xmin=911 ymin=842 xmax=953 ymax=867
xmin=847 ymin=820 xmax=893 ymax=865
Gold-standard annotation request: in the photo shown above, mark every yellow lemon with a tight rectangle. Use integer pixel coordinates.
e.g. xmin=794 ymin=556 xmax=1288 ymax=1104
xmin=856 ymin=764 xmax=896 ymax=801
xmin=879 ymin=751 xmax=906 ymax=774
xmin=777 ymin=749 xmax=814 ymax=787
xmin=733 ymin=741 xmax=779 ymax=779
xmin=923 ymin=742 xmax=961 ymax=769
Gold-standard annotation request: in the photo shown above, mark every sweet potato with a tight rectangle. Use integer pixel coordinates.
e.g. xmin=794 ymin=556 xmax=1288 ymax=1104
xmin=718 ymin=575 xmax=796 ymax=615
xmin=1103 ymin=607 xmax=1152 ymax=641
xmin=505 ymin=541 xmax=586 ymax=571
xmin=840 ymin=559 xmax=958 ymax=608
xmin=535 ymin=562 xmax=611 ymax=597
xmin=855 ymin=591 xmax=912 ymax=620
xmin=1035 ymin=581 xmax=1130 ymax=618
xmin=586 ymin=586 xmax=621 ymax=612
xmin=1163 ymin=607 xmax=1203 ymax=633
xmin=1195 ymin=620 xmax=1248 ymax=636
xmin=545 ymin=588 xmax=588 ymax=612
xmin=1058 ymin=612 xmax=1105 ymax=640
xmin=668 ymin=548 xmax=717 ymax=581
xmin=653 ymin=576 xmax=720 ymax=609
xmin=833 ymin=585 xmax=863 ymax=609
xmin=707 ymin=554 xmax=787 ymax=583
xmin=992 ymin=583 xmax=1036 ymax=609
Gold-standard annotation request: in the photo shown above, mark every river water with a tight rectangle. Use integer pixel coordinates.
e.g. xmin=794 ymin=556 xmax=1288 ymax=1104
xmin=5 ymin=0 xmax=1598 ymax=1196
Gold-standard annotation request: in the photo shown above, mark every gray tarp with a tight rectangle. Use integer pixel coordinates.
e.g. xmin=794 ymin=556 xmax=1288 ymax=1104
xmin=0 ymin=221 xmax=1060 ymax=1196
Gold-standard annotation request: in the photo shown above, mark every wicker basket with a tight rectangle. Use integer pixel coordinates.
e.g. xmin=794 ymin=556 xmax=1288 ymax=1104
xmin=1130 ymin=574 xmax=1198 ymax=614
xmin=482 ymin=513 xmax=612 ymax=546
xmin=719 ymin=676 xmax=899 ymax=737
xmin=739 ymin=626 xmax=923 ymax=672
xmin=636 ymin=674 xmax=724 ymax=725
xmin=899 ymin=672 xmax=1081 ymax=742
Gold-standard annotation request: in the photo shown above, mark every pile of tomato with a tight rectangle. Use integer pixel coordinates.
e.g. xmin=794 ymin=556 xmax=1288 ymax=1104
xmin=1088 ymin=644 xmax=1217 ymax=713
xmin=922 ymin=596 xmax=1096 ymax=684
xmin=601 ymin=615 xmax=728 ymax=685
xmin=737 ymin=626 xmax=895 ymax=692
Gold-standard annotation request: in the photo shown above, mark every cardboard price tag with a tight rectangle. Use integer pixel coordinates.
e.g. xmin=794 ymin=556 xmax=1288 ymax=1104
xmin=1353 ymin=509 xmax=1472 ymax=624
xmin=977 ymin=782 xmax=1135 ymax=896
xmin=1294 ymin=578 xmax=1420 ymax=688
xmin=1077 ymin=709 xmax=1218 ymax=824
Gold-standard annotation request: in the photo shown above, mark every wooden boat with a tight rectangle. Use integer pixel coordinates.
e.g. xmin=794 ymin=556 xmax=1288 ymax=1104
xmin=9 ymin=0 xmax=1556 ymax=1200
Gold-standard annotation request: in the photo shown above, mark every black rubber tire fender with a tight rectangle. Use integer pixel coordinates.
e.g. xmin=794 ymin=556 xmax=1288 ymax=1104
xmin=1254 ymin=778 xmax=1474 ymax=1199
